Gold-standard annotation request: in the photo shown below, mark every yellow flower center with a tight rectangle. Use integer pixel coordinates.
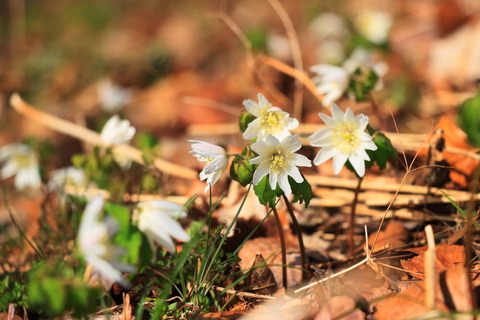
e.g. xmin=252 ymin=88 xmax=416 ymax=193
xmin=332 ymin=122 xmax=360 ymax=154
xmin=269 ymin=149 xmax=289 ymax=174
xmin=260 ymin=110 xmax=283 ymax=134
xmin=12 ymin=153 xmax=34 ymax=168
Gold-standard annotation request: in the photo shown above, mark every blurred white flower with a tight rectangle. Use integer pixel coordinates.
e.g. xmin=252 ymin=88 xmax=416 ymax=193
xmin=133 ymin=200 xmax=190 ymax=252
xmin=0 ymin=143 xmax=41 ymax=190
xmin=267 ymin=33 xmax=291 ymax=61
xmin=242 ymin=93 xmax=299 ymax=142
xmin=100 ymin=115 xmax=136 ymax=147
xmin=315 ymin=39 xmax=346 ymax=65
xmin=343 ymin=48 xmax=388 ymax=91
xmin=97 ymin=79 xmax=133 ymax=113
xmin=189 ymin=140 xmax=229 ymax=192
xmin=310 ymin=65 xmax=350 ymax=107
xmin=354 ymin=10 xmax=392 ymax=44
xmin=250 ymin=134 xmax=311 ymax=196
xmin=309 ymin=12 xmax=349 ymax=41
xmin=48 ymin=166 xmax=86 ymax=192
xmin=77 ymin=195 xmax=135 ymax=289
xmin=308 ymin=104 xmax=377 ymax=177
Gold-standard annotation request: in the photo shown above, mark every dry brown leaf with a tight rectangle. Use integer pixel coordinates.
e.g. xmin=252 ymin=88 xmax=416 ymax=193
xmin=444 ymin=263 xmax=473 ymax=312
xmin=368 ymin=220 xmax=408 ymax=250
xmin=244 ymin=254 xmax=277 ymax=296
xmin=401 ymin=245 xmax=465 ymax=279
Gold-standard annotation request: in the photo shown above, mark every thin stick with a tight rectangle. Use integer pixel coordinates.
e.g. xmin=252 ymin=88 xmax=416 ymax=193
xmin=424 ymin=225 xmax=436 ymax=310
xmin=272 ymin=206 xmax=288 ymax=289
xmin=10 ymin=94 xmax=198 ymax=180
xmin=348 ymin=177 xmax=363 ymax=255
xmin=260 ymin=56 xmax=325 ymax=108
xmin=282 ymin=194 xmax=307 ymax=282
xmin=211 ymin=285 xmax=275 ymax=300
xmin=266 ymin=0 xmax=303 ymax=120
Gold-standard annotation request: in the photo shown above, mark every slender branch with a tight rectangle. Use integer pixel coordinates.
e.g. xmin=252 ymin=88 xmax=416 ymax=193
xmin=266 ymin=0 xmax=303 ymax=120
xmin=348 ymin=177 xmax=364 ymax=255
xmin=272 ymin=206 xmax=287 ymax=289
xmin=9 ymin=94 xmax=198 ymax=180
xmin=282 ymin=194 xmax=307 ymax=282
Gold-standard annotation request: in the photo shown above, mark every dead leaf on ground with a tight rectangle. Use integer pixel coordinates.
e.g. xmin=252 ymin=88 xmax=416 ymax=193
xmin=315 ymin=295 xmax=365 ymax=320
xmin=401 ymin=244 xmax=465 ymax=279
xmin=368 ymin=220 xmax=408 ymax=250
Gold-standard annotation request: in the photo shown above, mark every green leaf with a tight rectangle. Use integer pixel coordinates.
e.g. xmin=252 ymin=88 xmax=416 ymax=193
xmin=458 ymin=93 xmax=480 ymax=147
xmin=365 ymin=125 xmax=397 ymax=170
xmin=253 ymin=175 xmax=278 ymax=207
xmin=289 ymin=175 xmax=313 ymax=208
xmin=348 ymin=66 xmax=379 ymax=101
xmin=239 ymin=110 xmax=257 ymax=134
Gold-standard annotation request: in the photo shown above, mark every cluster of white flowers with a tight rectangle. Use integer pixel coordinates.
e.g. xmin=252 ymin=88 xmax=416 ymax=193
xmin=310 ymin=48 xmax=388 ymax=106
xmin=78 ymin=195 xmax=190 ymax=288
xmin=0 ymin=143 xmax=41 ymax=191
xmin=189 ymin=94 xmax=377 ymax=195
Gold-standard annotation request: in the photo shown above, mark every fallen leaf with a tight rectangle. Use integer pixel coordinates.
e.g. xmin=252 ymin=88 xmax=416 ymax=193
xmin=368 ymin=220 xmax=408 ymax=250
xmin=315 ymin=295 xmax=365 ymax=320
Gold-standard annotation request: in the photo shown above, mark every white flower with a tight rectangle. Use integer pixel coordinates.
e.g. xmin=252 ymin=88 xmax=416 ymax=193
xmin=309 ymin=12 xmax=349 ymax=41
xmin=310 ymin=65 xmax=350 ymax=106
xmin=133 ymin=200 xmax=190 ymax=252
xmin=242 ymin=93 xmax=299 ymax=142
xmin=189 ymin=140 xmax=229 ymax=192
xmin=250 ymin=134 xmax=311 ymax=196
xmin=100 ymin=115 xmax=136 ymax=147
xmin=308 ymin=104 xmax=377 ymax=177
xmin=48 ymin=166 xmax=86 ymax=192
xmin=354 ymin=10 xmax=392 ymax=44
xmin=97 ymin=79 xmax=133 ymax=113
xmin=0 ymin=143 xmax=41 ymax=190
xmin=78 ymin=195 xmax=135 ymax=289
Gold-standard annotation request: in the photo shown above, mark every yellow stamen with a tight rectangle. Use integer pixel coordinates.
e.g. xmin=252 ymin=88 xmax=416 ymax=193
xmin=260 ymin=110 xmax=283 ymax=134
xmin=332 ymin=122 xmax=360 ymax=154
xmin=269 ymin=149 xmax=289 ymax=174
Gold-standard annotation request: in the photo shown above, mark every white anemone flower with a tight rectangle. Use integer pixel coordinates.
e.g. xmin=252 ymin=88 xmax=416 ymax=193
xmin=250 ymin=134 xmax=311 ymax=196
xmin=354 ymin=10 xmax=392 ymax=44
xmin=189 ymin=140 xmax=229 ymax=193
xmin=48 ymin=166 xmax=86 ymax=192
xmin=97 ymin=79 xmax=133 ymax=113
xmin=308 ymin=104 xmax=377 ymax=177
xmin=0 ymin=143 xmax=41 ymax=190
xmin=310 ymin=65 xmax=350 ymax=107
xmin=133 ymin=200 xmax=190 ymax=252
xmin=309 ymin=12 xmax=349 ymax=41
xmin=100 ymin=115 xmax=136 ymax=147
xmin=78 ymin=195 xmax=135 ymax=289
xmin=242 ymin=93 xmax=299 ymax=142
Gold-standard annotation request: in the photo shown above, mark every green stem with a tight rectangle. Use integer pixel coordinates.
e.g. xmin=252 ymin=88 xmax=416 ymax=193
xmin=348 ymin=177 xmax=363 ymax=255
xmin=282 ymin=194 xmax=307 ymax=282
xmin=272 ymin=206 xmax=287 ymax=290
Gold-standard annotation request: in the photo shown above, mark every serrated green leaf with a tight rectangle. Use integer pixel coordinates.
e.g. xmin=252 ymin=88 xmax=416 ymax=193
xmin=289 ymin=175 xmax=313 ymax=208
xmin=365 ymin=125 xmax=397 ymax=170
xmin=253 ymin=175 xmax=277 ymax=207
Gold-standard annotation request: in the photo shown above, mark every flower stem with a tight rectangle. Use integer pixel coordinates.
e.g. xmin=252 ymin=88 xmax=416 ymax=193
xmin=348 ymin=177 xmax=364 ymax=255
xmin=282 ymin=194 xmax=307 ymax=282
xmin=272 ymin=206 xmax=287 ymax=289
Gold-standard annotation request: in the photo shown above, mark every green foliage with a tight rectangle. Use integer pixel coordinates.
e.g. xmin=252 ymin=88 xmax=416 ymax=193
xmin=245 ymin=27 xmax=268 ymax=53
xmin=0 ymin=272 xmax=28 ymax=310
xmin=254 ymin=174 xmax=313 ymax=208
xmin=365 ymin=125 xmax=397 ymax=170
xmin=27 ymin=262 xmax=101 ymax=318
xmin=239 ymin=110 xmax=256 ymax=134
xmin=104 ymin=203 xmax=152 ymax=269
xmin=230 ymin=147 xmax=256 ymax=186
xmin=348 ymin=66 xmax=379 ymax=101
xmin=458 ymin=93 xmax=480 ymax=147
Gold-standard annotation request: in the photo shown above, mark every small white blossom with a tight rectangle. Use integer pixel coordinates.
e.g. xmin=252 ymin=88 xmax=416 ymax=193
xmin=77 ymin=195 xmax=135 ymax=289
xmin=310 ymin=65 xmax=350 ymax=107
xmin=100 ymin=115 xmax=136 ymax=147
xmin=97 ymin=79 xmax=133 ymax=113
xmin=242 ymin=93 xmax=299 ymax=142
xmin=0 ymin=143 xmax=41 ymax=190
xmin=250 ymin=134 xmax=311 ymax=196
xmin=309 ymin=12 xmax=349 ymax=41
xmin=48 ymin=166 xmax=86 ymax=192
xmin=189 ymin=140 xmax=229 ymax=192
xmin=308 ymin=104 xmax=377 ymax=177
xmin=354 ymin=10 xmax=392 ymax=44
xmin=133 ymin=200 xmax=190 ymax=252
